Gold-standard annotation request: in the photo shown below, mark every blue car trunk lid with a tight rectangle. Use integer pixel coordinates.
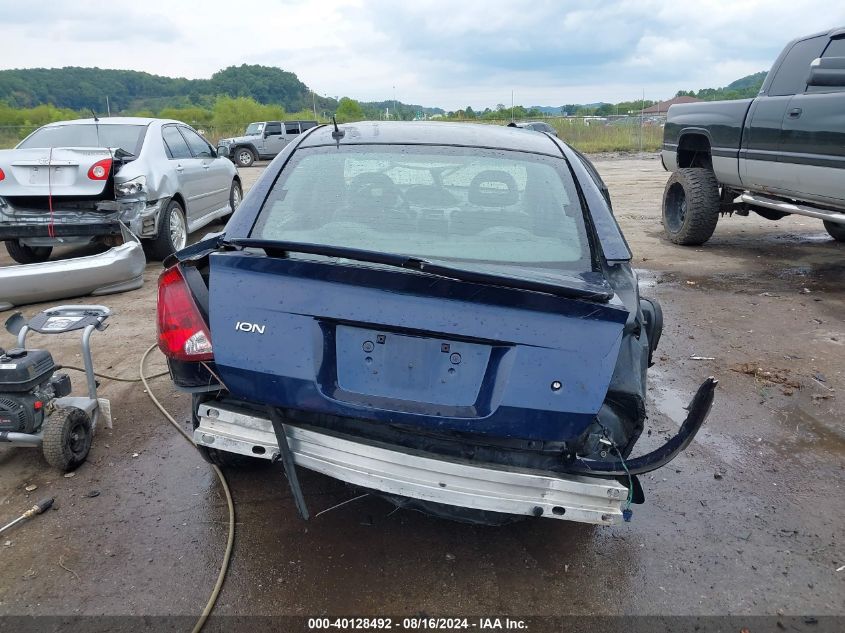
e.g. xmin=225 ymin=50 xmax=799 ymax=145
xmin=208 ymin=252 xmax=628 ymax=442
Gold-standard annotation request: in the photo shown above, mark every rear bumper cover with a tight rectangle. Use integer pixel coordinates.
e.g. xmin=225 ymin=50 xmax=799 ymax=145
xmin=0 ymin=226 xmax=146 ymax=310
xmin=194 ymin=402 xmax=629 ymax=524
xmin=0 ymin=197 xmax=163 ymax=241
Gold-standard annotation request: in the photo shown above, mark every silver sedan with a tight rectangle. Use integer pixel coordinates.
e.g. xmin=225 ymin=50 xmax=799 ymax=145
xmin=0 ymin=117 xmax=241 ymax=263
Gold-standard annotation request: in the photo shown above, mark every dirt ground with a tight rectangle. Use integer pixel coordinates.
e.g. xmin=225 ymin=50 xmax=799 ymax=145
xmin=0 ymin=158 xmax=842 ymax=624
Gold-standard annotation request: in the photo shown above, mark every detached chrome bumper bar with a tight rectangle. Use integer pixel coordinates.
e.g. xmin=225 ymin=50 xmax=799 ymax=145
xmin=195 ymin=402 xmax=629 ymax=524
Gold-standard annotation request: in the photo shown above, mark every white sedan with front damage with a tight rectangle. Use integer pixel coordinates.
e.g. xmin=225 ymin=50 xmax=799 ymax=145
xmin=0 ymin=117 xmax=241 ymax=263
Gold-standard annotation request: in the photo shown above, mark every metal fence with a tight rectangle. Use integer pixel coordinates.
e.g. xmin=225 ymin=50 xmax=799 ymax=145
xmin=0 ymin=116 xmax=666 ymax=154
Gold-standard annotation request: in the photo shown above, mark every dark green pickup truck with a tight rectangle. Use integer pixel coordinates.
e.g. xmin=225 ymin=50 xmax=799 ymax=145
xmin=661 ymin=27 xmax=845 ymax=245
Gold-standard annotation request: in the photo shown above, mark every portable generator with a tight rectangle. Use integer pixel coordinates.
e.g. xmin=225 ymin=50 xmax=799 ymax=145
xmin=1 ymin=305 xmax=111 ymax=471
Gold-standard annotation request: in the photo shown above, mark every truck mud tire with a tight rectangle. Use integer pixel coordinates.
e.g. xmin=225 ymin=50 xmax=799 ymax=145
xmin=5 ymin=240 xmax=52 ymax=264
xmin=662 ymin=168 xmax=720 ymax=246
xmin=823 ymin=220 xmax=845 ymax=242
xmin=235 ymin=147 xmax=255 ymax=168
xmin=42 ymin=406 xmax=93 ymax=471
xmin=147 ymin=199 xmax=187 ymax=260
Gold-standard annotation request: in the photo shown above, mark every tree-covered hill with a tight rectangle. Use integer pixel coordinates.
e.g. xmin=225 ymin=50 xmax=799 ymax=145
xmin=0 ymin=64 xmax=333 ymax=113
xmin=675 ymin=71 xmax=767 ymax=101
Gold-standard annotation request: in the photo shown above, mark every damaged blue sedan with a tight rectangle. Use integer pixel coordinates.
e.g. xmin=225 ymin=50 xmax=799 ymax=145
xmin=158 ymin=121 xmax=716 ymax=525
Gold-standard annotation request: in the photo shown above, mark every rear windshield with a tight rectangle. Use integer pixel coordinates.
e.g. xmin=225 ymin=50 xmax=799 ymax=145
xmin=251 ymin=145 xmax=593 ymax=274
xmin=18 ymin=124 xmax=148 ymax=155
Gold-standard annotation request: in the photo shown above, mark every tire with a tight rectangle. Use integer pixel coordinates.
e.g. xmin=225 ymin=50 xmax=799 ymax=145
xmin=223 ymin=180 xmax=242 ymax=220
xmin=234 ymin=147 xmax=255 ymax=168
xmin=823 ymin=220 xmax=845 ymax=242
xmin=147 ymin=198 xmax=187 ymax=260
xmin=662 ymin=168 xmax=720 ymax=245
xmin=42 ymin=407 xmax=93 ymax=471
xmin=640 ymin=296 xmax=663 ymax=365
xmin=5 ymin=240 xmax=52 ymax=264
xmin=196 ymin=445 xmax=268 ymax=469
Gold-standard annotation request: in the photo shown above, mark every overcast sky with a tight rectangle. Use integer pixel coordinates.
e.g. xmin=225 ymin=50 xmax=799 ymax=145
xmin=1 ymin=0 xmax=843 ymax=110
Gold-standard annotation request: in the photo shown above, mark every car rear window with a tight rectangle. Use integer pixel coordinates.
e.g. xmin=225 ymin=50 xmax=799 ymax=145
xmin=251 ymin=145 xmax=593 ymax=274
xmin=18 ymin=124 xmax=148 ymax=155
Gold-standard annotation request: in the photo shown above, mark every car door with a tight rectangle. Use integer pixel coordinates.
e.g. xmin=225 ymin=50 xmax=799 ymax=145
xmin=260 ymin=121 xmax=286 ymax=157
xmin=161 ymin=124 xmax=206 ymax=221
xmin=741 ymin=35 xmax=828 ymax=194
xmin=178 ymin=126 xmax=230 ymax=222
xmin=779 ymin=35 xmax=845 ymax=205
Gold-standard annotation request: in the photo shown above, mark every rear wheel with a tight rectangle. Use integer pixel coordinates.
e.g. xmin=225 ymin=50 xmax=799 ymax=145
xmin=5 ymin=240 xmax=52 ymax=264
xmin=196 ymin=445 xmax=267 ymax=469
xmin=662 ymin=168 xmax=720 ymax=245
xmin=235 ymin=147 xmax=255 ymax=168
xmin=147 ymin=199 xmax=187 ymax=260
xmin=823 ymin=220 xmax=845 ymax=242
xmin=42 ymin=407 xmax=92 ymax=471
xmin=222 ymin=180 xmax=242 ymax=221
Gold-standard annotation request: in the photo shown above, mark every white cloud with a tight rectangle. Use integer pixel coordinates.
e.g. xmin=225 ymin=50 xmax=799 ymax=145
xmin=0 ymin=0 xmax=843 ymax=109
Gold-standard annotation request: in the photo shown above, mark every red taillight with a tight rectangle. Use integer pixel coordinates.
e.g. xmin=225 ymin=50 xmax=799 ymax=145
xmin=157 ymin=266 xmax=213 ymax=361
xmin=87 ymin=158 xmax=112 ymax=180
xmin=0 ymin=167 xmax=5 ymax=181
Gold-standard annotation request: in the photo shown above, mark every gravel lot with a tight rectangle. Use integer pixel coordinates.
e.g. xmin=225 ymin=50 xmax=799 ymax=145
xmin=0 ymin=158 xmax=842 ymax=624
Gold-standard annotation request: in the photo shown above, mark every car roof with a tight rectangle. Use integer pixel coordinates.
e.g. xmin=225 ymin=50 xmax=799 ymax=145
xmin=298 ymin=121 xmax=563 ymax=156
xmin=41 ymin=117 xmax=178 ymax=127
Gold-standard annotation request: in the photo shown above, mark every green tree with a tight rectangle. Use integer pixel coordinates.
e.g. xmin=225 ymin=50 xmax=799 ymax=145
xmin=335 ymin=97 xmax=365 ymax=123
xmin=211 ymin=96 xmax=285 ymax=137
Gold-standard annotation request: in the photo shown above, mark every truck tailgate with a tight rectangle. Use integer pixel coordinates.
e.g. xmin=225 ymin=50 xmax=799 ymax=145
xmin=0 ymin=147 xmax=112 ymax=197
xmin=207 ymin=252 xmax=629 ymax=442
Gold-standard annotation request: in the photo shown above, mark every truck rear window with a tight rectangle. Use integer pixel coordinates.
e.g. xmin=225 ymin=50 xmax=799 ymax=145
xmin=18 ymin=124 xmax=148 ymax=155
xmin=251 ymin=145 xmax=594 ymax=274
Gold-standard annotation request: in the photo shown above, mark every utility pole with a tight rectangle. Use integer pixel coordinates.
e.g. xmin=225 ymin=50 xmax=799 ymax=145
xmin=393 ymin=85 xmax=397 ymax=120
xmin=311 ymin=89 xmax=317 ymax=120
xmin=106 ymin=95 xmax=111 ymax=117
xmin=511 ymin=90 xmax=514 ymax=122
xmin=639 ymin=89 xmax=645 ymax=154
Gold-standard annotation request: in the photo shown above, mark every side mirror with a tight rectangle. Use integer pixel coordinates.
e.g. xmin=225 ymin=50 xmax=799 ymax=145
xmin=807 ymin=56 xmax=845 ymax=87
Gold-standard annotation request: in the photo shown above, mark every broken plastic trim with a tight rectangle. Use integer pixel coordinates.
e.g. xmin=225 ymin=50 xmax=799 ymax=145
xmin=566 ymin=377 xmax=718 ymax=477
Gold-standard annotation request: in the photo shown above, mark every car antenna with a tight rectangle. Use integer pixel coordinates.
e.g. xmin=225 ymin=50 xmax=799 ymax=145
xmin=331 ymin=116 xmax=345 ymax=143
xmin=91 ymin=108 xmax=101 ymax=147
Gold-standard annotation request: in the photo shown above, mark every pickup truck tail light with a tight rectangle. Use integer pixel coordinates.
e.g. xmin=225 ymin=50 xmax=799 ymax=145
xmin=0 ymin=167 xmax=5 ymax=181
xmin=157 ymin=265 xmax=213 ymax=361
xmin=87 ymin=158 xmax=112 ymax=181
